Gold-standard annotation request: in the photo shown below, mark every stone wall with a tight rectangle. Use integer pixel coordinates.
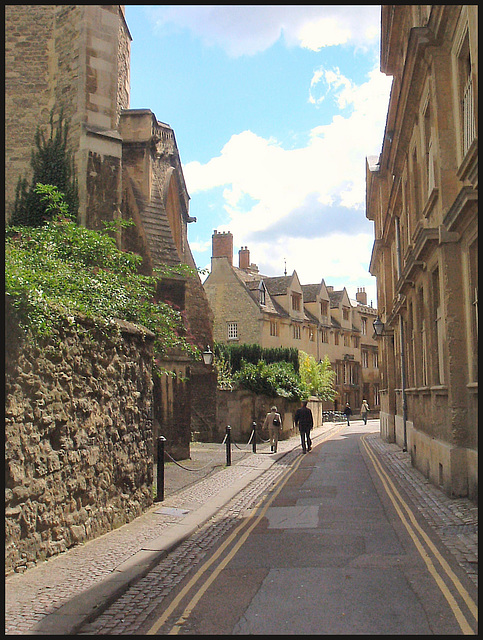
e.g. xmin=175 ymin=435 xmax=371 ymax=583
xmin=213 ymin=391 xmax=331 ymax=446
xmin=5 ymin=305 xmax=155 ymax=576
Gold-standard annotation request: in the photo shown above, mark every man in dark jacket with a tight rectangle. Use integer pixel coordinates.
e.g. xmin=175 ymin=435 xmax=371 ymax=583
xmin=343 ymin=402 xmax=352 ymax=425
xmin=294 ymin=400 xmax=314 ymax=453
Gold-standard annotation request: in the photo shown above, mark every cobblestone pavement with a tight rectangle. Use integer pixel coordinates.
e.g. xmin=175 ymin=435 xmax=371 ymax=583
xmin=4 ymin=421 xmax=477 ymax=635
xmin=367 ymin=433 xmax=478 ymax=587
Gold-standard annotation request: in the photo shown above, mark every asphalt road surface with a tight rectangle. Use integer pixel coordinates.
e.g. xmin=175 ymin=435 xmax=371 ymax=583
xmin=84 ymin=421 xmax=478 ymax=635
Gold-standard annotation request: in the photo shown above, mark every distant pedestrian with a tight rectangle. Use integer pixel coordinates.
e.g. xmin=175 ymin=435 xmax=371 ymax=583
xmin=343 ymin=402 xmax=352 ymax=426
xmin=263 ymin=406 xmax=282 ymax=453
xmin=361 ymin=399 xmax=370 ymax=425
xmin=294 ymin=400 xmax=314 ymax=454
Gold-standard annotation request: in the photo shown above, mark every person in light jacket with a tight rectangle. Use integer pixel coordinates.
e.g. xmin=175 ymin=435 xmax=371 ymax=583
xmin=360 ymin=399 xmax=370 ymax=425
xmin=263 ymin=406 xmax=282 ymax=453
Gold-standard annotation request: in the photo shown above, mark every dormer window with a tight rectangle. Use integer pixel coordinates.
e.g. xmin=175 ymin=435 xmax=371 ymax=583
xmin=291 ymin=292 xmax=301 ymax=311
xmin=259 ymin=281 xmax=266 ymax=306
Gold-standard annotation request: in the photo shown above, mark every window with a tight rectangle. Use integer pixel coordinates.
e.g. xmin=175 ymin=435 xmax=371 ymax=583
xmin=320 ymin=300 xmax=329 ymax=316
xmin=259 ymin=284 xmax=266 ymax=306
xmin=227 ymin=322 xmax=238 ymax=340
xmin=373 ymin=350 xmax=378 ymax=369
xmin=361 ymin=317 xmax=367 ymax=335
xmin=374 ymin=384 xmax=380 ymax=406
xmin=352 ymin=336 xmax=359 ymax=348
xmin=292 ymin=324 xmax=301 ymax=340
xmin=344 ymin=333 xmax=350 ymax=347
xmin=457 ymin=31 xmax=475 ymax=156
xmin=423 ymin=96 xmax=436 ymax=197
xmin=410 ymin=146 xmax=421 ymax=219
xmin=320 ymin=329 xmax=328 ymax=343
xmin=418 ymin=287 xmax=428 ymax=386
xmin=362 ymin=350 xmax=369 ymax=368
xmin=309 ymin=327 xmax=315 ymax=342
xmin=291 ymin=292 xmax=301 ymax=311
xmin=270 ymin=320 xmax=278 ymax=337
xmin=431 ymin=267 xmax=445 ymax=384
xmin=343 ymin=307 xmax=349 ymax=321
xmin=334 ymin=332 xmax=339 ymax=346
xmin=408 ymin=301 xmax=416 ymax=387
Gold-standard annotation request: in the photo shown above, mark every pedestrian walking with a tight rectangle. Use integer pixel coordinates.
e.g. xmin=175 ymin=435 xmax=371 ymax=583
xmin=294 ymin=400 xmax=314 ymax=454
xmin=360 ymin=399 xmax=370 ymax=425
xmin=263 ymin=406 xmax=282 ymax=453
xmin=343 ymin=402 xmax=352 ymax=426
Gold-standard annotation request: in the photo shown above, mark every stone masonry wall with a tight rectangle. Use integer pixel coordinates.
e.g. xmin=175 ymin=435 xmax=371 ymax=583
xmin=5 ymin=306 xmax=155 ymax=576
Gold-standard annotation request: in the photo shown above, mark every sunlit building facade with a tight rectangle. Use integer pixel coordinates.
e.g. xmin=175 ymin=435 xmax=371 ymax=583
xmin=366 ymin=6 xmax=477 ymax=499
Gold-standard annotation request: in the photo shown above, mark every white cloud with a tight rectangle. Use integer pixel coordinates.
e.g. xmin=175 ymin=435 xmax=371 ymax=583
xmin=183 ymin=63 xmax=390 ymax=307
xmin=297 ymin=17 xmax=351 ymax=50
xmin=184 ymin=65 xmax=391 ymax=221
xmin=148 ymin=5 xmax=381 ymax=57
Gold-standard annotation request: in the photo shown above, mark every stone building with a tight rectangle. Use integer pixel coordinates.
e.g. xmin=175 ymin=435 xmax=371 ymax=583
xmin=5 ymin=5 xmax=216 ymax=459
xmin=204 ymin=231 xmax=380 ymax=412
xmin=366 ymin=6 xmax=477 ymax=499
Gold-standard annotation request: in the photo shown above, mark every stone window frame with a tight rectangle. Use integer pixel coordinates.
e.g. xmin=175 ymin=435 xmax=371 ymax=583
xmin=227 ymin=322 xmax=238 ymax=341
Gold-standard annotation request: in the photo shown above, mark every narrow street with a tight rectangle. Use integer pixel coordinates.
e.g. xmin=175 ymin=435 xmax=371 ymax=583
xmin=79 ymin=421 xmax=478 ymax=635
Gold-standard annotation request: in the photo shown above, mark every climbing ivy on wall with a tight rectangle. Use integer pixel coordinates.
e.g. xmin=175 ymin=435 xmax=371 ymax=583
xmin=6 ymin=184 xmax=199 ymax=366
xmin=10 ymin=109 xmax=79 ymax=227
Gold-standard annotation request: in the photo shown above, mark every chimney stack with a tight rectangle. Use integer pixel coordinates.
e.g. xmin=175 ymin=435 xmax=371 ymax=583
xmin=212 ymin=230 xmax=233 ymax=265
xmin=239 ymin=246 xmax=250 ymax=270
xmin=356 ymin=287 xmax=367 ymax=305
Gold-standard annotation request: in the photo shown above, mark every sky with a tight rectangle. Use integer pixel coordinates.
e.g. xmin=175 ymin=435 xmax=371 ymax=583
xmin=125 ymin=5 xmax=392 ymax=307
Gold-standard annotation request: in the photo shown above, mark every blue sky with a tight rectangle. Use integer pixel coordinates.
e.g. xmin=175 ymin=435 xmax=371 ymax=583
xmin=125 ymin=5 xmax=392 ymax=307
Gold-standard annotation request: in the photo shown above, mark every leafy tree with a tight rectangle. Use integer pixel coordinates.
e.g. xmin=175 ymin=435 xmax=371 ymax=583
xmin=11 ymin=109 xmax=79 ymax=227
xmin=234 ymin=360 xmax=303 ymax=400
xmin=6 ymin=184 xmax=199 ymax=366
xmin=298 ymin=352 xmax=336 ymax=401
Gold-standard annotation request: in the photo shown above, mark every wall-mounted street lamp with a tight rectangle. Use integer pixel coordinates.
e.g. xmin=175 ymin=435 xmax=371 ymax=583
xmin=202 ymin=345 xmax=214 ymax=366
xmin=373 ymin=316 xmax=385 ymax=336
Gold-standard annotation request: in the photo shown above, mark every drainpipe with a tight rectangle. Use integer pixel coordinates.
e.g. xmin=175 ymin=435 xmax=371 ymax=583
xmin=395 ymin=216 xmax=408 ymax=451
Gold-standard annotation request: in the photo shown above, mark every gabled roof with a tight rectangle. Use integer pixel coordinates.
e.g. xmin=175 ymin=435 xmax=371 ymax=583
xmin=264 ymin=275 xmax=293 ymax=296
xmin=301 ymin=283 xmax=320 ymax=303
xmin=233 ymin=267 xmax=283 ymax=316
xmin=328 ymin=288 xmax=351 ymax=309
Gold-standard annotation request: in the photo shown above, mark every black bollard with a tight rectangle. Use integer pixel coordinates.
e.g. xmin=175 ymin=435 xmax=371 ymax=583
xmin=225 ymin=425 xmax=232 ymax=466
xmin=252 ymin=421 xmax=257 ymax=453
xmin=155 ymin=435 xmax=166 ymax=502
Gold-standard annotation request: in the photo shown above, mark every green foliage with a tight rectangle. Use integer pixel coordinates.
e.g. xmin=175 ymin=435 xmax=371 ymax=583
xmin=214 ymin=342 xmax=299 ymax=375
xmin=5 ymin=184 xmax=199 ymax=364
xmin=234 ymin=360 xmax=303 ymax=400
xmin=213 ymin=350 xmax=235 ymax=390
xmin=298 ymin=352 xmax=336 ymax=401
xmin=11 ymin=109 xmax=79 ymax=226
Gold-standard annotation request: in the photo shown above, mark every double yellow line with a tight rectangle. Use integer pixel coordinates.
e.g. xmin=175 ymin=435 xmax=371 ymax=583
xmin=147 ymin=425 xmax=345 ymax=635
xmin=361 ymin=433 xmax=477 ymax=635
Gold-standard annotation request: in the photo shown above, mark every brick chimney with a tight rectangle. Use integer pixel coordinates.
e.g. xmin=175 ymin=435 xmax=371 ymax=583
xmin=212 ymin=230 xmax=233 ymax=265
xmin=239 ymin=246 xmax=250 ymax=270
xmin=356 ymin=287 xmax=367 ymax=305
